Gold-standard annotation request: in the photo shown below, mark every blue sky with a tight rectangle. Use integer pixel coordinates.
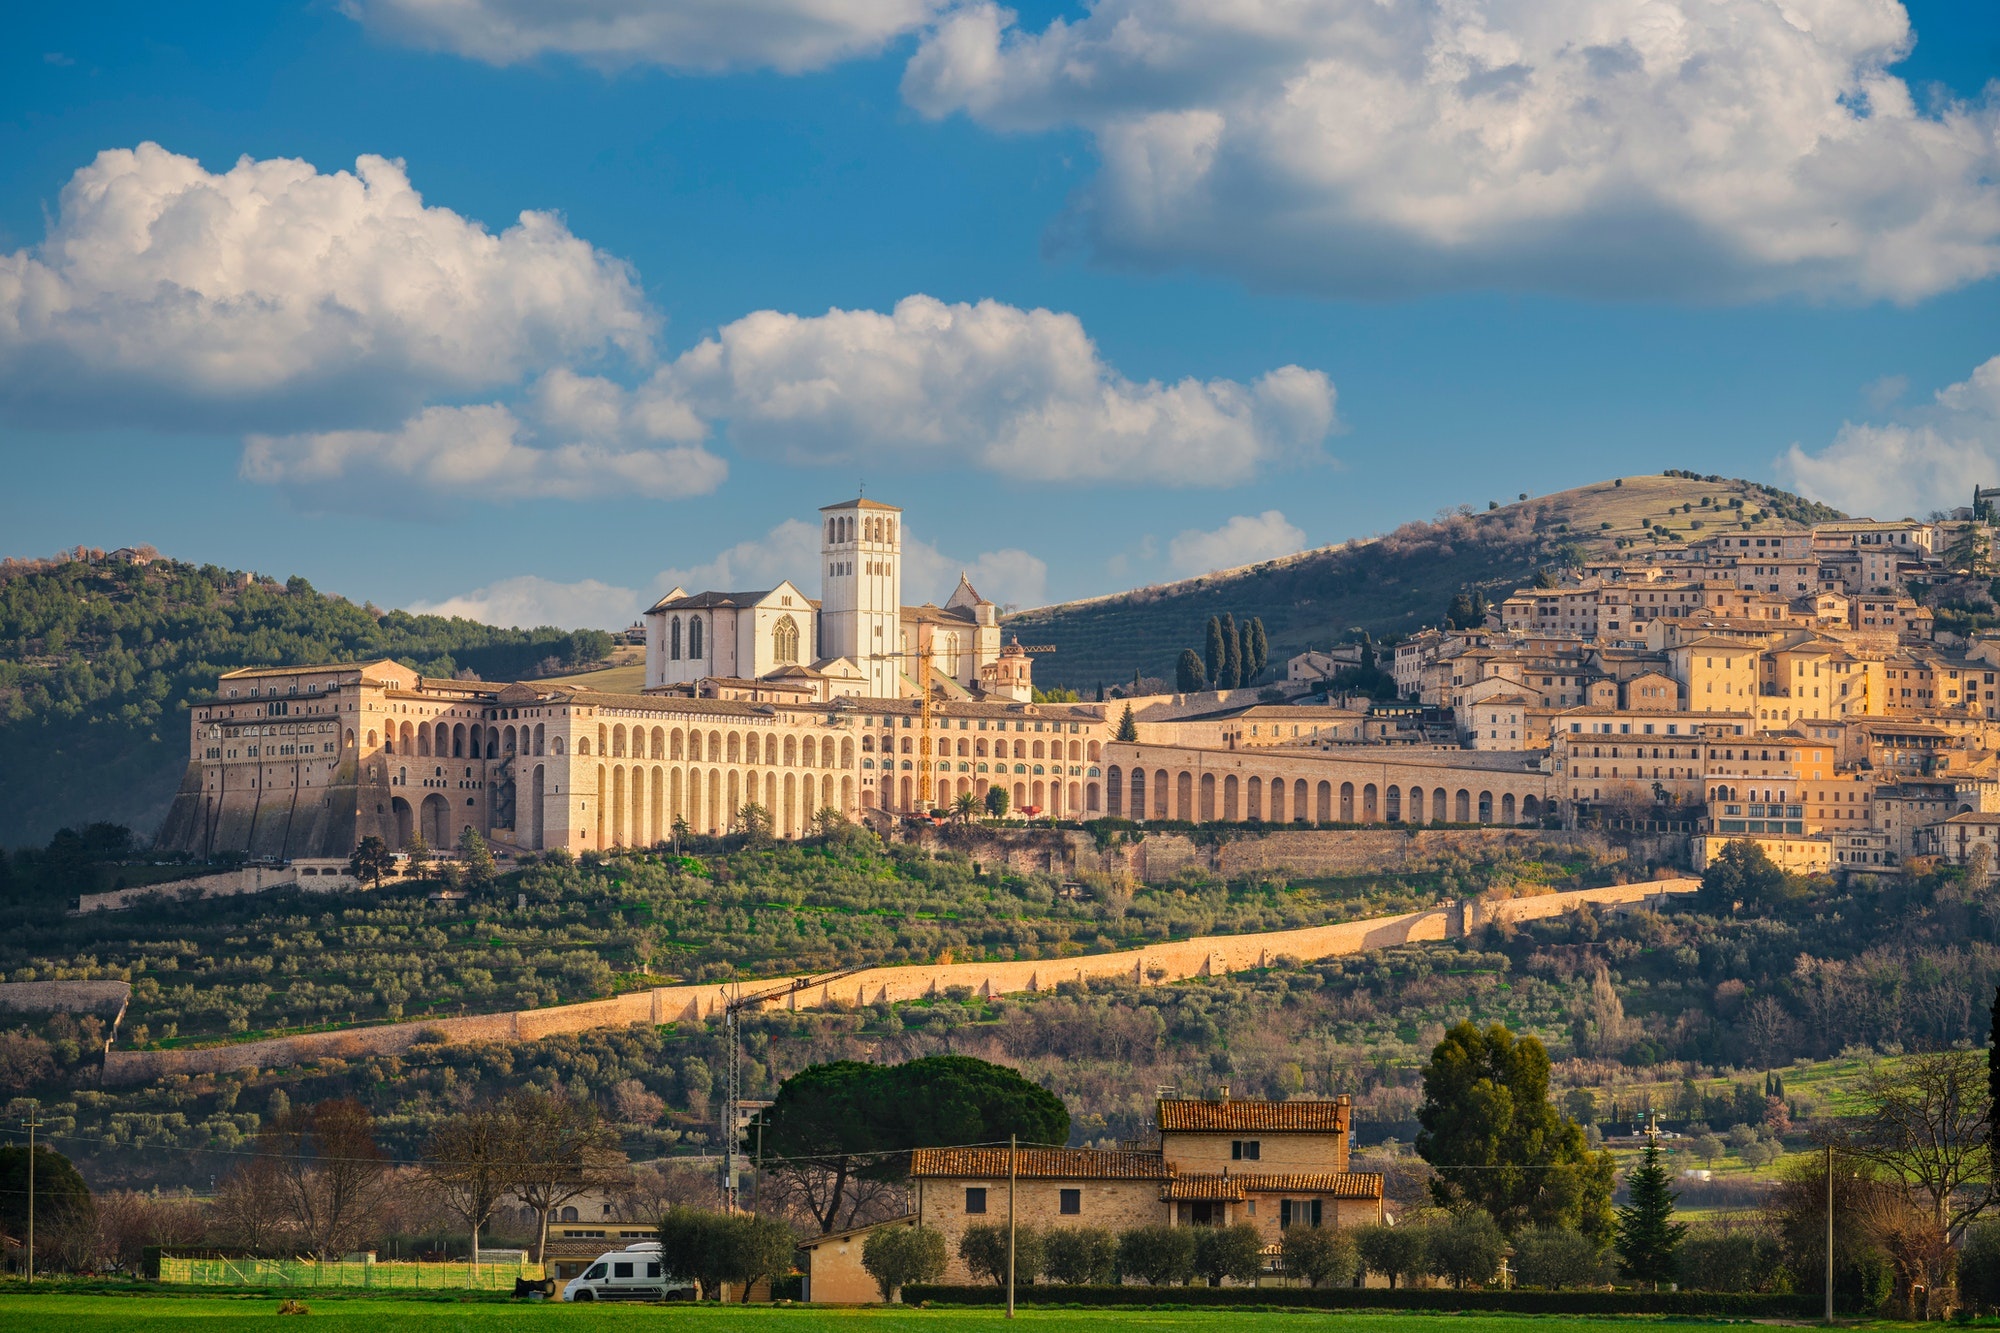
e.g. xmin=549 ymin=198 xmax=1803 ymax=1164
xmin=3 ymin=0 xmax=2000 ymax=628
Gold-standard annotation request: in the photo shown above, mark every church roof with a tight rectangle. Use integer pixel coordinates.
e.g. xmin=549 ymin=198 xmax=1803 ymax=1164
xmin=646 ymin=585 xmax=818 ymax=614
xmin=819 ymin=497 xmax=901 ymax=512
xmin=902 ymin=602 xmax=981 ymax=627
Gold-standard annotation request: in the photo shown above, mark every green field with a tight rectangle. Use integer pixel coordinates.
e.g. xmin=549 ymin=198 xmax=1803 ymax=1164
xmin=0 ymin=1296 xmax=1890 ymax=1333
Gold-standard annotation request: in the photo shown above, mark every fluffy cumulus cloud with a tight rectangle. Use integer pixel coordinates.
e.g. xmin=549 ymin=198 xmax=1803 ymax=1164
xmin=649 ymin=294 xmax=1335 ymax=484
xmin=1168 ymin=509 xmax=1307 ymax=576
xmin=241 ymin=369 xmax=727 ymax=502
xmin=1782 ymin=356 xmax=2000 ymax=519
xmin=409 ymin=574 xmax=645 ymax=630
xmin=903 ymin=0 xmax=2000 ymax=301
xmin=345 ymin=0 xmax=946 ymax=73
xmin=0 ymin=143 xmax=649 ymax=423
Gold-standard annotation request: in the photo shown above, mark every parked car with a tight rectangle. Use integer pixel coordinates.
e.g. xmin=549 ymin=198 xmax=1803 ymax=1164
xmin=560 ymin=1242 xmax=689 ymax=1302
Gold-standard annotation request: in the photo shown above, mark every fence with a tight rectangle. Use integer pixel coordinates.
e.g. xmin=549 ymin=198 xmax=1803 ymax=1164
xmin=159 ymin=1255 xmax=543 ymax=1290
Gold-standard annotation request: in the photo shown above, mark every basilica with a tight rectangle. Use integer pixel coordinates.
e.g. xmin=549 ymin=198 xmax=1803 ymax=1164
xmin=642 ymin=497 xmax=1023 ymax=704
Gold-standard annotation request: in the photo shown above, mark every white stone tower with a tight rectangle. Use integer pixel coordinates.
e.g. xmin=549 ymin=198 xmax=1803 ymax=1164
xmin=819 ymin=498 xmax=903 ymax=698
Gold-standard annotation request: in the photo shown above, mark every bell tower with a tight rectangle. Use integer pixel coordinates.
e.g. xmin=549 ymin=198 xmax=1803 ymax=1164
xmin=819 ymin=498 xmax=903 ymax=698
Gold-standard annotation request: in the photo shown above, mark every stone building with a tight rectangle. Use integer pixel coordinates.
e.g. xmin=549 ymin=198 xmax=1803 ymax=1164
xmin=906 ymin=1094 xmax=1381 ymax=1289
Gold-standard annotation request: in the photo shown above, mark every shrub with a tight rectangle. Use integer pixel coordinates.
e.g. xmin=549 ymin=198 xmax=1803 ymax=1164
xmin=1355 ymin=1221 xmax=1429 ymax=1288
xmin=1281 ymin=1224 xmax=1358 ymax=1288
xmin=1511 ymin=1225 xmax=1606 ymax=1290
xmin=958 ymin=1222 xmax=1044 ymax=1285
xmin=1042 ymin=1226 xmax=1117 ymax=1285
xmin=1676 ymin=1229 xmax=1777 ymax=1293
xmin=1961 ymin=1222 xmax=2000 ymax=1313
xmin=1193 ymin=1223 xmax=1267 ymax=1286
xmin=862 ymin=1224 xmax=947 ymax=1302
xmin=1429 ymin=1209 xmax=1506 ymax=1288
xmin=1117 ymin=1224 xmax=1197 ymax=1285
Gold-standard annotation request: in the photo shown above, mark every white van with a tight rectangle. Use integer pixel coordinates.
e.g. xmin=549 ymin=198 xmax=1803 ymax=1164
xmin=560 ymin=1242 xmax=688 ymax=1302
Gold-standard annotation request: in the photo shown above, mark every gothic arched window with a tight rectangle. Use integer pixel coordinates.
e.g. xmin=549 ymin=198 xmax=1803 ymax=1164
xmin=690 ymin=618 xmax=704 ymax=659
xmin=670 ymin=617 xmax=682 ymax=661
xmin=773 ymin=615 xmax=800 ymax=665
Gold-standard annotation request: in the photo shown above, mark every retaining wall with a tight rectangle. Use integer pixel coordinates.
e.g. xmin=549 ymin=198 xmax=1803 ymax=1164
xmin=0 ymin=979 xmax=132 ymax=1014
xmin=101 ymin=878 xmax=1696 ymax=1086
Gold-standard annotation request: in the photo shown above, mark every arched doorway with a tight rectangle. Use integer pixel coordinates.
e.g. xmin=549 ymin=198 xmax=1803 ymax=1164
xmin=390 ymin=796 xmax=414 ymax=850
xmin=421 ymin=793 xmax=450 ymax=847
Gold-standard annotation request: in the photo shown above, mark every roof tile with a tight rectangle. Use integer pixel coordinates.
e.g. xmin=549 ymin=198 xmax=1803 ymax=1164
xmin=1156 ymin=1099 xmax=1350 ymax=1133
xmin=909 ymin=1147 xmax=1167 ymax=1181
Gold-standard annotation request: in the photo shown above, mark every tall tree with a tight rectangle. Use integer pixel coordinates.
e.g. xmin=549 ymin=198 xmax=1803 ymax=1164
xmin=1176 ymin=649 xmax=1208 ymax=694
xmin=1415 ymin=1021 xmax=1615 ymax=1240
xmin=1850 ymin=1047 xmax=1996 ymax=1236
xmin=507 ymin=1091 xmax=627 ymax=1265
xmin=347 ymin=836 xmax=394 ymax=888
xmin=1218 ymin=613 xmax=1241 ymax=690
xmin=1248 ymin=618 xmax=1268 ymax=680
xmin=1614 ymin=1135 xmax=1687 ymax=1288
xmin=1116 ymin=705 xmax=1138 ymax=742
xmin=457 ymin=827 xmax=498 ymax=886
xmin=758 ymin=1056 xmax=1068 ymax=1233
xmin=0 ymin=1144 xmax=92 ymax=1274
xmin=1204 ymin=616 xmax=1226 ymax=684
xmin=422 ymin=1105 xmax=517 ymax=1268
xmin=266 ymin=1099 xmax=393 ymax=1259
xmin=212 ymin=1151 xmax=292 ymax=1252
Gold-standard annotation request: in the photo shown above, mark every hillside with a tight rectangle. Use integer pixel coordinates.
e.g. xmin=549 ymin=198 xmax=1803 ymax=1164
xmin=1008 ymin=473 xmax=1844 ymax=691
xmin=0 ymin=554 xmax=613 ymax=849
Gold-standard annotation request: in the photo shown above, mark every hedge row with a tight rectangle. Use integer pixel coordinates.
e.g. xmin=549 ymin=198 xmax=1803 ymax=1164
xmin=901 ymin=1284 xmax=1829 ymax=1316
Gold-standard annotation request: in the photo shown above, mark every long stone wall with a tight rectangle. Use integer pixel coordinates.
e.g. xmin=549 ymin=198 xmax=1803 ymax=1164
xmin=0 ymin=979 xmax=132 ymax=1014
xmin=101 ymin=878 xmax=1697 ymax=1086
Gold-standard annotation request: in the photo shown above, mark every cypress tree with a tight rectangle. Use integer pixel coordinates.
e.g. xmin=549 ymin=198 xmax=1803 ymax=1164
xmin=1237 ymin=620 xmax=1255 ymax=683
xmin=1615 ymin=1134 xmax=1687 ymax=1289
xmin=1204 ymin=617 xmax=1225 ymax=684
xmin=1219 ymin=613 xmax=1241 ymax=689
xmin=1249 ymin=618 xmax=1268 ymax=679
xmin=1116 ymin=705 xmax=1138 ymax=742
xmin=1176 ymin=648 xmax=1208 ymax=694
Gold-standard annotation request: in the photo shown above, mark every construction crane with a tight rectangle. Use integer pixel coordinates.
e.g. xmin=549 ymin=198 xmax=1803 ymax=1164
xmin=718 ymin=963 xmax=872 ymax=1212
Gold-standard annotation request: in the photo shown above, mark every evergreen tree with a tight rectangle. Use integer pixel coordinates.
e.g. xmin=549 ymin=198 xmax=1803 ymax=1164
xmin=1204 ymin=617 xmax=1226 ymax=684
xmin=1219 ymin=613 xmax=1241 ymax=689
xmin=1445 ymin=593 xmax=1477 ymax=629
xmin=1116 ymin=705 xmax=1138 ymax=742
xmin=1248 ymin=618 xmax=1268 ymax=679
xmin=1176 ymin=648 xmax=1208 ymax=693
xmin=1237 ymin=619 xmax=1255 ymax=684
xmin=1615 ymin=1134 xmax=1688 ymax=1288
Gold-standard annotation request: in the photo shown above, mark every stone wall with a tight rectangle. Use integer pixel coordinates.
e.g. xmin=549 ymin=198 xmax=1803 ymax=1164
xmin=101 ymin=878 xmax=1697 ymax=1086
xmin=73 ymin=865 xmax=303 ymax=915
xmin=0 ymin=979 xmax=132 ymax=1014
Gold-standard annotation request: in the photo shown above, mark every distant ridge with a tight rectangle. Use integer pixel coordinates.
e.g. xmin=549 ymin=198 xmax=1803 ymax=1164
xmin=1005 ymin=473 xmax=1844 ymax=691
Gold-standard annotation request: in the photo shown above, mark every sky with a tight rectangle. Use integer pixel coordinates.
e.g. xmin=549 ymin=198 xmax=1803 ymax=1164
xmin=3 ymin=0 xmax=2000 ymax=630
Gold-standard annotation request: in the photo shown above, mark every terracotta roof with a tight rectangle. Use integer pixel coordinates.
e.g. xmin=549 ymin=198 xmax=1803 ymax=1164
xmin=1161 ymin=1177 xmax=1245 ymax=1202
xmin=908 ymin=1147 xmax=1167 ymax=1181
xmin=1156 ymin=1099 xmax=1350 ymax=1134
xmin=1233 ymin=1172 xmax=1384 ymax=1198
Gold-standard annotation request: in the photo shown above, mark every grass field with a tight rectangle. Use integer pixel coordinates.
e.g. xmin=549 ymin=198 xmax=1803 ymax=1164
xmin=0 ymin=1296 xmax=1881 ymax=1333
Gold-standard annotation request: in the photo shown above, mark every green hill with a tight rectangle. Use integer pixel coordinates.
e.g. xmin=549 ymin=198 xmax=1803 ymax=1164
xmin=1008 ymin=473 xmax=1845 ymax=691
xmin=0 ymin=554 xmax=612 ymax=849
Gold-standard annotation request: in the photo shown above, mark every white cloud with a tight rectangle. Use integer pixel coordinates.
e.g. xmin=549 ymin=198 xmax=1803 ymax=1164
xmin=0 ymin=143 xmax=649 ymax=423
xmin=410 ymin=574 xmax=644 ymax=629
xmin=903 ymin=1 xmax=2000 ymax=302
xmin=904 ymin=537 xmax=1047 ymax=609
xmin=1782 ymin=355 xmax=2000 ymax=519
xmin=650 ymin=294 xmax=1335 ymax=484
xmin=654 ymin=519 xmax=826 ymax=595
xmin=241 ymin=370 xmax=727 ymax=501
xmin=345 ymin=0 xmax=945 ymax=73
xmin=1168 ymin=510 xmax=1306 ymax=576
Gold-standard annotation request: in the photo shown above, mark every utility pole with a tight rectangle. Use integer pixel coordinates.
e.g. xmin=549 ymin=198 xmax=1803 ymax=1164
xmin=1006 ymin=1133 xmax=1017 ymax=1320
xmin=1832 ymin=1136 xmax=1840 ymax=1320
xmin=24 ymin=1100 xmax=43 ymax=1285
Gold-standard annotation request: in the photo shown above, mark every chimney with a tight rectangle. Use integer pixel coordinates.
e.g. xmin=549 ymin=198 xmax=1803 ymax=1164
xmin=1218 ymin=1083 xmax=1230 ymax=1100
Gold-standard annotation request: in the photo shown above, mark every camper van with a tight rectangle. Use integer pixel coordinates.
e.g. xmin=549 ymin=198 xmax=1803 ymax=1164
xmin=560 ymin=1242 xmax=687 ymax=1302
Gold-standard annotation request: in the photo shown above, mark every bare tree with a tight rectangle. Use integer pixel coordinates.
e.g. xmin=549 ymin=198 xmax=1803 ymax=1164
xmin=506 ymin=1091 xmax=627 ymax=1264
xmin=212 ymin=1152 xmax=292 ymax=1252
xmin=1848 ymin=1049 xmax=1996 ymax=1235
xmin=267 ymin=1099 xmax=394 ymax=1259
xmin=421 ymin=1106 xmax=518 ymax=1266
xmin=96 ymin=1189 xmax=206 ymax=1273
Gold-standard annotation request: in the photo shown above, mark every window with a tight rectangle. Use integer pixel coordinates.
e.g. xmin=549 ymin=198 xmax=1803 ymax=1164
xmin=1231 ymin=1140 xmax=1261 ymax=1161
xmin=646 ymin=1263 xmax=661 ymax=1278
xmin=1279 ymin=1199 xmax=1323 ymax=1229
xmin=690 ymin=618 xmax=704 ymax=659
xmin=774 ymin=614 xmax=801 ymax=664
xmin=966 ymin=1187 xmax=988 ymax=1214
xmin=613 ymin=1262 xmax=633 ymax=1278
xmin=1060 ymin=1189 xmax=1081 ymax=1215
xmin=585 ymin=1265 xmax=607 ymax=1280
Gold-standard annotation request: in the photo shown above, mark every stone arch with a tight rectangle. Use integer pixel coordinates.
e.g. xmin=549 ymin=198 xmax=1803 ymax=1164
xmin=1455 ymin=789 xmax=1472 ymax=822
xmin=1246 ymin=775 xmax=1262 ymax=820
xmin=611 ymin=766 xmax=626 ymax=846
xmin=367 ymin=728 xmax=378 ymax=748
xmin=671 ymin=728 xmax=685 ymax=761
xmin=1032 ymin=740 xmax=1045 ymax=759
xmin=452 ymin=723 xmax=466 ymax=758
xmin=1385 ymin=785 xmax=1401 ymax=821
xmin=689 ymin=617 xmax=703 ymax=659
xmin=765 ymin=734 xmax=778 ymax=766
xmin=1294 ymin=778 xmax=1310 ymax=822
xmin=1085 ymin=781 xmax=1100 ymax=813
xmin=421 ymin=792 xmax=450 ymax=846
xmin=434 ymin=722 xmax=449 ymax=756
xmin=1154 ymin=769 xmax=1171 ymax=819
xmin=612 ymin=724 xmax=626 ymax=758
xmin=1087 ymin=740 xmax=1101 ymax=762
xmin=1315 ymin=780 xmax=1332 ymax=823
xmin=1129 ymin=767 xmax=1145 ymax=819
xmin=553 ymin=735 xmax=566 ymax=756
xmin=402 ymin=721 xmax=416 ymax=754
xmin=486 ymin=726 xmax=499 ymax=759
xmin=1198 ymin=772 xmax=1216 ymax=821
xmin=728 ymin=732 xmax=742 ymax=764
xmin=1176 ymin=770 xmax=1194 ymax=820
xmin=1523 ymin=795 xmax=1540 ymax=822
xmin=1223 ymin=774 xmax=1239 ymax=820
xmin=1363 ymin=783 xmax=1379 ymax=821
xmin=1478 ymin=790 xmax=1493 ymax=823
xmin=841 ymin=737 xmax=854 ymax=767
xmin=533 ymin=723 xmax=545 ymax=755
xmin=1013 ymin=781 xmax=1027 ymax=810
xmin=503 ymin=725 xmax=516 ymax=754
xmin=1107 ymin=765 xmax=1124 ymax=816
xmin=783 ymin=735 xmax=796 ymax=767
xmin=390 ymin=796 xmax=414 ymax=850
xmin=1339 ymin=781 xmax=1355 ymax=822
xmin=1501 ymin=793 xmax=1516 ymax=823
